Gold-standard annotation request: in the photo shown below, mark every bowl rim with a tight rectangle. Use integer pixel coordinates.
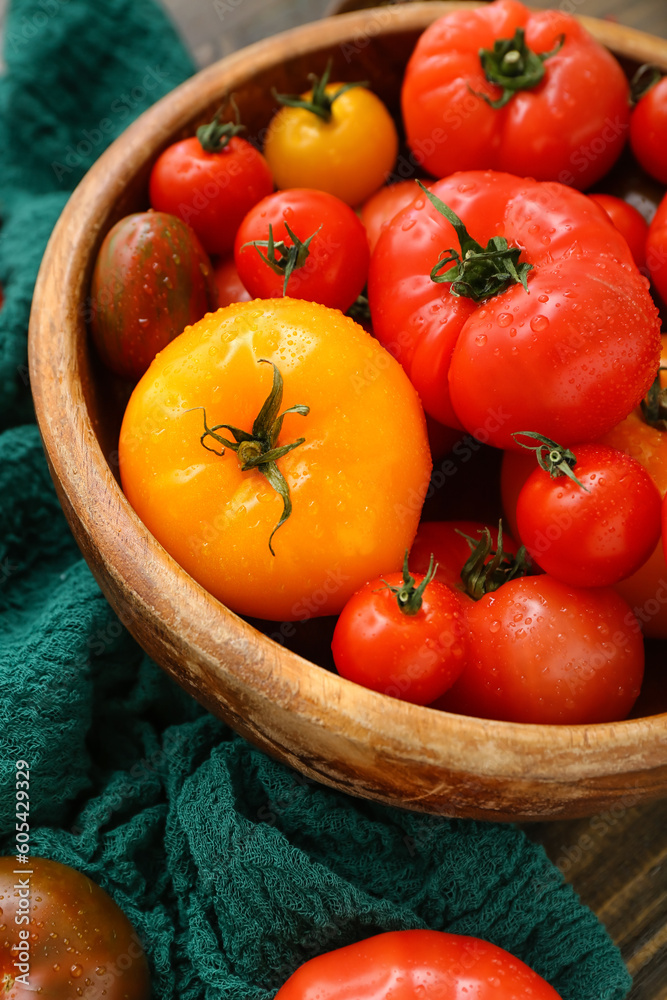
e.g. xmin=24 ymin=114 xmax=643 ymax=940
xmin=28 ymin=2 xmax=667 ymax=821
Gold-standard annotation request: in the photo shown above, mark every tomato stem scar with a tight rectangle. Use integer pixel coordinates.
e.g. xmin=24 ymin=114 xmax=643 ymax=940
xmin=240 ymin=222 xmax=322 ymax=295
xmin=458 ymin=522 xmax=531 ymax=600
xmin=417 ymin=181 xmax=532 ymax=302
xmin=271 ymin=59 xmax=368 ymax=123
xmin=196 ymin=95 xmax=246 ymax=152
xmin=378 ymin=551 xmax=437 ymax=616
xmin=474 ymin=26 xmax=565 ymax=109
xmin=191 ymin=360 xmax=309 ymax=555
xmin=511 ymin=430 xmax=590 ymax=491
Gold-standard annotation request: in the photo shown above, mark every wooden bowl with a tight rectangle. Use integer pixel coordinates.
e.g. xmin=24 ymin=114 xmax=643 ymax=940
xmin=29 ymin=3 xmax=667 ymax=822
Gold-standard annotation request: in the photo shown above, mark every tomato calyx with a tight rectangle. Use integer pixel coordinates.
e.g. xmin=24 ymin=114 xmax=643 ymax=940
xmin=196 ymin=98 xmax=246 ymax=152
xmin=240 ymin=222 xmax=322 ymax=295
xmin=193 ymin=359 xmax=309 ymax=555
xmin=379 ymin=551 xmax=437 ymax=616
xmin=458 ymin=522 xmax=531 ymax=600
xmin=640 ymin=366 xmax=667 ymax=429
xmin=474 ymin=27 xmax=564 ymax=109
xmin=512 ymin=430 xmax=590 ymax=492
xmin=417 ymin=181 xmax=532 ymax=302
xmin=630 ymin=63 xmax=663 ymax=105
xmin=272 ymin=59 xmax=368 ymax=123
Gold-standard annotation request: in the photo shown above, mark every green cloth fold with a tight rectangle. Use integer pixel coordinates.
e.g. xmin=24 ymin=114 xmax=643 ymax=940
xmin=0 ymin=2 xmax=632 ymax=998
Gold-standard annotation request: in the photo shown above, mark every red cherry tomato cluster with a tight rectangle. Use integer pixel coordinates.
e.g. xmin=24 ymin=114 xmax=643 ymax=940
xmin=88 ymin=0 xmax=667 ymax=729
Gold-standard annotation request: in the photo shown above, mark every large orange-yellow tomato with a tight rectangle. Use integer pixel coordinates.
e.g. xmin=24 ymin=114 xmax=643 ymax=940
xmin=119 ymin=298 xmax=431 ymax=621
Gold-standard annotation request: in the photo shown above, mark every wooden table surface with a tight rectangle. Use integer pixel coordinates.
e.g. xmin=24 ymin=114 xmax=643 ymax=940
xmin=158 ymin=1 xmax=667 ymax=996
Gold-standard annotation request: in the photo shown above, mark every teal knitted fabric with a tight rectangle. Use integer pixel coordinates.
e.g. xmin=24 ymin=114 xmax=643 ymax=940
xmin=0 ymin=3 xmax=632 ymax=998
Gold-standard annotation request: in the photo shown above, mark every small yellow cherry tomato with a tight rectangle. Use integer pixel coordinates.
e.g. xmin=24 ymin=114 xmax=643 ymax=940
xmin=119 ymin=298 xmax=431 ymax=621
xmin=263 ymin=69 xmax=398 ymax=207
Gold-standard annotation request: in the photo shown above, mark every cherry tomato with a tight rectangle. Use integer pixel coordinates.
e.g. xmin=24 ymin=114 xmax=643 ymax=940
xmin=436 ymin=576 xmax=644 ymax=724
xmin=89 ymin=211 xmax=217 ymax=381
xmin=515 ymin=440 xmax=662 ymax=588
xmin=0 ymin=855 xmax=150 ymax=1000
xmin=331 ymin=555 xmax=468 ymax=704
xmin=646 ymin=189 xmax=667 ymax=304
xmin=358 ymin=180 xmax=425 ymax=253
xmin=630 ymin=74 xmax=667 ymax=184
xmin=410 ymin=520 xmax=518 ymax=592
xmin=264 ymin=65 xmax=398 ymax=207
xmin=212 ymin=254 xmax=252 ymax=307
xmin=234 ymin=189 xmax=369 ymax=312
xmin=149 ymin=111 xmax=274 ymax=256
xmin=369 ymin=171 xmax=660 ymax=443
xmin=589 ymin=193 xmax=648 ymax=270
xmin=401 ymin=0 xmax=629 ymax=188
xmin=119 ymin=299 xmax=432 ymax=621
xmin=598 ymin=342 xmax=667 ymax=637
xmin=274 ymin=930 xmax=562 ymax=1000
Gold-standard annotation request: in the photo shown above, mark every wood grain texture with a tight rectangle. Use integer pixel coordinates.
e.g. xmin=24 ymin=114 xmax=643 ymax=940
xmin=527 ymin=799 xmax=667 ymax=998
xmin=28 ymin=3 xmax=667 ymax=823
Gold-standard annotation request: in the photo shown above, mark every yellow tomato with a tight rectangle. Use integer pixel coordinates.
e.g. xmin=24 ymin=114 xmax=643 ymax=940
xmin=119 ymin=298 xmax=431 ymax=621
xmin=263 ymin=83 xmax=398 ymax=207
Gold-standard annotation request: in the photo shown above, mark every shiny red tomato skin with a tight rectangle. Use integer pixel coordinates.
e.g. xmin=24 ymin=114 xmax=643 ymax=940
xmin=436 ymin=576 xmax=644 ymax=724
xmin=410 ymin=520 xmax=518 ymax=592
xmin=0 ymin=856 xmax=150 ymax=1000
xmin=646 ymin=191 xmax=667 ymax=304
xmin=149 ymin=135 xmax=274 ymax=255
xmin=401 ymin=0 xmax=629 ymax=189
xmin=589 ymin=193 xmax=648 ymax=270
xmin=234 ymin=189 xmax=370 ymax=312
xmin=630 ymin=77 xmax=667 ymax=184
xmin=516 ymin=444 xmax=662 ymax=588
xmin=274 ymin=930 xmax=562 ymax=1000
xmin=90 ymin=211 xmax=217 ymax=381
xmin=369 ymin=170 xmax=661 ymax=444
xmin=331 ymin=571 xmax=469 ymax=705
xmin=358 ymin=180 xmax=425 ymax=253
xmin=212 ymin=254 xmax=252 ymax=307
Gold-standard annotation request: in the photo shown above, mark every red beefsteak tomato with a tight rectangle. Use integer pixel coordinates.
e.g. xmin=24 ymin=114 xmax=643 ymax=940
xmin=368 ymin=171 xmax=661 ymax=446
xmin=274 ymin=930 xmax=562 ymax=1000
xmin=401 ymin=0 xmax=630 ymax=188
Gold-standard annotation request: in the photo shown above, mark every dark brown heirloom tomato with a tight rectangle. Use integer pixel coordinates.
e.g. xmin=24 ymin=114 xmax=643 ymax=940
xmin=89 ymin=210 xmax=217 ymax=381
xmin=0 ymin=855 xmax=150 ymax=1000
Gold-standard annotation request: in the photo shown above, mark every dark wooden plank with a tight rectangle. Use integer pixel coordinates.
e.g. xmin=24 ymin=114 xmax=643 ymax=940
xmin=525 ymin=799 xmax=667 ymax=998
xmin=159 ymin=0 xmax=667 ymax=66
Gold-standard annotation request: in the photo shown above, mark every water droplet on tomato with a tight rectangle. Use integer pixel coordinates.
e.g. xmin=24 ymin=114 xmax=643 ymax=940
xmin=538 ymin=293 xmax=549 ymax=303
xmin=71 ymin=965 xmax=83 ymax=978
xmin=401 ymin=218 xmax=416 ymax=232
xmin=475 ymin=334 xmax=487 ymax=346
xmin=530 ymin=315 xmax=549 ymax=333
xmin=489 ymin=620 xmax=501 ymax=633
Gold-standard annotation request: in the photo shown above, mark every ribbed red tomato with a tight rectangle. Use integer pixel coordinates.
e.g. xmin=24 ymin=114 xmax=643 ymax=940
xmin=368 ymin=171 xmax=660 ymax=445
xmin=274 ymin=930 xmax=563 ymax=1000
xmin=401 ymin=0 xmax=629 ymax=188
